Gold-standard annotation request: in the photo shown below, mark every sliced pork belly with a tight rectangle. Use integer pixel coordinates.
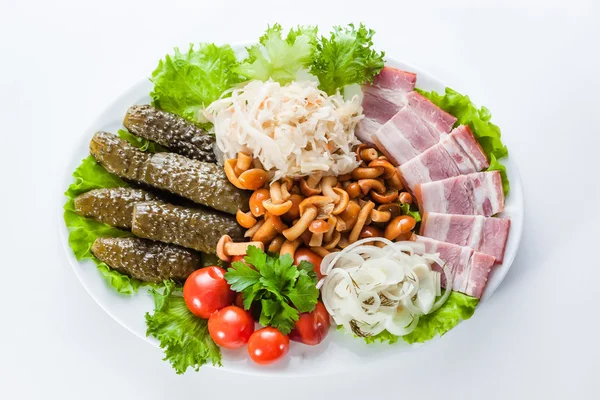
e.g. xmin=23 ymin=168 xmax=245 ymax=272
xmin=420 ymin=212 xmax=510 ymax=263
xmin=355 ymin=67 xmax=416 ymax=144
xmin=415 ymin=171 xmax=504 ymax=216
xmin=371 ymin=92 xmax=458 ymax=165
xmin=411 ymin=235 xmax=496 ymax=299
xmin=398 ymin=125 xmax=489 ymax=191
xmin=406 ymin=91 xmax=457 ymax=136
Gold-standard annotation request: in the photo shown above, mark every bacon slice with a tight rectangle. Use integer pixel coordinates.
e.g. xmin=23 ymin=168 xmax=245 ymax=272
xmin=398 ymin=125 xmax=489 ymax=191
xmin=355 ymin=67 xmax=416 ymax=144
xmin=371 ymin=92 xmax=458 ymax=165
xmin=420 ymin=212 xmax=510 ymax=263
xmin=411 ymin=235 xmax=496 ymax=299
xmin=415 ymin=171 xmax=504 ymax=216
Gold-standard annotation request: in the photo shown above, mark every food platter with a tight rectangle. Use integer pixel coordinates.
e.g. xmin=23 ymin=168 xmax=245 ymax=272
xmin=60 ymin=40 xmax=524 ymax=376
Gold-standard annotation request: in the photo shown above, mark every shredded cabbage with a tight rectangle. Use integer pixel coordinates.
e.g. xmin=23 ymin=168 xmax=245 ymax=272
xmin=204 ymin=80 xmax=362 ymax=180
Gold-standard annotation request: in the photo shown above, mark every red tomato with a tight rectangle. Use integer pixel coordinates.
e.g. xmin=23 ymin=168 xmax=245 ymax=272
xmin=208 ymin=306 xmax=255 ymax=349
xmin=294 ymin=248 xmax=323 ymax=280
xmin=234 ymin=292 xmax=245 ymax=308
xmin=230 ymin=255 xmax=245 ymax=264
xmin=247 ymin=327 xmax=290 ymax=365
xmin=289 ymin=301 xmax=330 ymax=346
xmin=183 ymin=266 xmax=234 ymax=319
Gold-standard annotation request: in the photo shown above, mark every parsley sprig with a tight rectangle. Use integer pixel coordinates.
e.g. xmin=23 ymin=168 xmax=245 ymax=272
xmin=225 ymin=246 xmax=319 ymax=335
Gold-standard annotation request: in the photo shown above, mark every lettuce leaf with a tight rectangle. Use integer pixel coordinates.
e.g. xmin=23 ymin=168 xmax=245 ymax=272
xmin=117 ymin=129 xmax=168 ymax=153
xmin=150 ymin=43 xmax=241 ymax=125
xmin=363 ymin=330 xmax=399 ymax=345
xmin=310 ymin=23 xmax=385 ymax=95
xmin=402 ymin=292 xmax=479 ymax=344
xmin=487 ymin=154 xmax=510 ymax=195
xmin=63 ymin=156 xmax=142 ymax=295
xmin=400 ymin=202 xmax=422 ymax=223
xmin=145 ymin=281 xmax=221 ymax=374
xmin=416 ymin=87 xmax=510 ymax=194
xmin=234 ymin=24 xmax=318 ymax=84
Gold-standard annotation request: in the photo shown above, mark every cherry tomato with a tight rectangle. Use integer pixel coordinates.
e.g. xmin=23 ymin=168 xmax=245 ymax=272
xmin=248 ymin=327 xmax=290 ymax=365
xmin=294 ymin=248 xmax=323 ymax=280
xmin=231 ymin=255 xmax=245 ymax=264
xmin=289 ymin=301 xmax=330 ymax=346
xmin=234 ymin=292 xmax=245 ymax=308
xmin=208 ymin=306 xmax=255 ymax=349
xmin=183 ymin=266 xmax=234 ymax=319
xmin=234 ymin=292 xmax=262 ymax=321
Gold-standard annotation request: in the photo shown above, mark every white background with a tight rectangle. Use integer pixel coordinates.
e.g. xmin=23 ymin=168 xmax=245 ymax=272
xmin=1 ymin=0 xmax=599 ymax=398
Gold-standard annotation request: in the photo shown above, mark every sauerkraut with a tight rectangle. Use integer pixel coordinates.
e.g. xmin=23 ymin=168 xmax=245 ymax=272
xmin=204 ymin=80 xmax=363 ymax=180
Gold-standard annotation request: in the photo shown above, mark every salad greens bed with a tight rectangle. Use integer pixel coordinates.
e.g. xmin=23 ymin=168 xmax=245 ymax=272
xmin=64 ymin=22 xmax=509 ymax=373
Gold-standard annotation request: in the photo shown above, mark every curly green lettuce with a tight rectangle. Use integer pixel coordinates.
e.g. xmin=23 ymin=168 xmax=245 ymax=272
xmin=146 ymin=281 xmax=221 ymax=374
xmin=416 ymin=87 xmax=510 ymax=194
xmin=234 ymin=24 xmax=318 ymax=84
xmin=402 ymin=292 xmax=479 ymax=344
xmin=310 ymin=23 xmax=385 ymax=95
xmin=150 ymin=43 xmax=241 ymax=126
xmin=63 ymin=156 xmax=141 ymax=294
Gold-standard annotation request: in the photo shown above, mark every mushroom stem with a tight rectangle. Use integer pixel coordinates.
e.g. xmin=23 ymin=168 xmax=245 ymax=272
xmin=280 ymin=239 xmax=302 ymax=258
xmin=309 ymin=232 xmax=323 ymax=247
xmin=321 ymin=176 xmax=339 ymax=203
xmin=282 ymin=205 xmax=318 ymax=241
xmin=348 ymin=201 xmax=375 ymax=243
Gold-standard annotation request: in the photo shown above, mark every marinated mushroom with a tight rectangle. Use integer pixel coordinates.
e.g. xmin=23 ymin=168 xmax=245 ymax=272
xmin=234 ymin=152 xmax=253 ymax=175
xmin=320 ymin=176 xmax=339 ymax=203
xmin=268 ymin=235 xmax=286 ymax=253
xmin=282 ymin=194 xmax=303 ymax=222
xmin=308 ymin=220 xmax=330 ymax=247
xmin=262 ymin=199 xmax=293 ymax=216
xmin=224 ymin=158 xmax=246 ymax=190
xmin=377 ymin=203 xmax=401 ymax=218
xmin=322 ymin=230 xmax=341 ymax=250
xmin=384 ymin=215 xmax=417 ymax=240
xmin=370 ymin=209 xmax=391 ymax=223
xmin=358 ymin=179 xmax=386 ymax=195
xmin=311 ymin=246 xmax=330 ymax=258
xmin=282 ymin=205 xmax=318 ymax=241
xmin=245 ymin=219 xmax=265 ymax=238
xmin=352 ymin=167 xmax=384 ymax=180
xmin=348 ymin=200 xmax=375 ymax=243
xmin=331 ymin=188 xmax=350 ymax=215
xmin=269 ymin=181 xmax=283 ymax=205
xmin=386 ymin=171 xmax=404 ymax=190
xmin=236 ymin=210 xmax=257 ymax=229
xmin=299 ymin=178 xmax=322 ymax=196
xmin=216 ymin=235 xmax=264 ymax=262
xmin=359 ymin=225 xmax=384 ymax=239
xmin=249 ymin=189 xmax=270 ymax=217
xmin=399 ymin=192 xmax=413 ymax=205
xmin=368 ymin=159 xmax=396 ymax=179
xmin=345 ymin=182 xmax=362 ymax=199
xmin=252 ymin=215 xmax=279 ymax=243
xmin=280 ymin=238 xmax=302 ymax=258
xmin=371 ymin=188 xmax=399 ymax=203
xmin=338 ymin=201 xmax=361 ymax=232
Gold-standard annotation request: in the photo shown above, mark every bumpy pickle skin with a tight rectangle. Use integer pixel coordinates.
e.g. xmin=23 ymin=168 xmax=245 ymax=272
xmin=91 ymin=237 xmax=201 ymax=282
xmin=123 ymin=105 xmax=217 ymax=163
xmin=89 ymin=132 xmax=249 ymax=214
xmin=74 ymin=187 xmax=163 ymax=229
xmin=132 ymin=202 xmax=244 ymax=254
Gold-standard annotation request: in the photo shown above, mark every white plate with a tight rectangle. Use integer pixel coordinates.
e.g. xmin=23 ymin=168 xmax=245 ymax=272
xmin=59 ymin=46 xmax=524 ymax=376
